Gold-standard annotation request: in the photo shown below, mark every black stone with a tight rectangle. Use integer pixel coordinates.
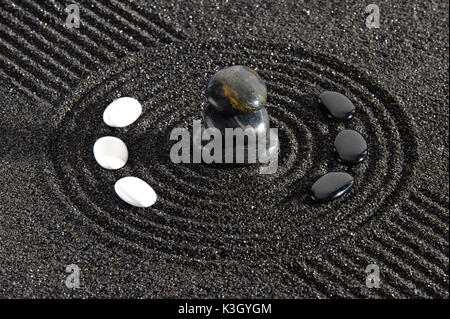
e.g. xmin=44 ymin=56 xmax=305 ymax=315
xmin=203 ymin=103 xmax=270 ymax=144
xmin=311 ymin=172 xmax=354 ymax=203
xmin=334 ymin=129 xmax=368 ymax=164
xmin=206 ymin=65 xmax=267 ymax=115
xmin=197 ymin=103 xmax=278 ymax=164
xmin=318 ymin=91 xmax=355 ymax=121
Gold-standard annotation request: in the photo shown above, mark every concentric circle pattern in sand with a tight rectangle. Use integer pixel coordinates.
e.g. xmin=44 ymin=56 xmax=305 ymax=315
xmin=46 ymin=40 xmax=419 ymax=264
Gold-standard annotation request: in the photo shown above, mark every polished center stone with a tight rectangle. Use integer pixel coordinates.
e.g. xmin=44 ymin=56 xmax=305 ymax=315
xmin=206 ymin=65 xmax=267 ymax=115
xmin=334 ymin=129 xmax=368 ymax=164
xmin=203 ymin=103 xmax=269 ymax=142
xmin=318 ymin=91 xmax=355 ymax=121
xmin=311 ymin=172 xmax=354 ymax=203
xmin=196 ymin=103 xmax=277 ymax=164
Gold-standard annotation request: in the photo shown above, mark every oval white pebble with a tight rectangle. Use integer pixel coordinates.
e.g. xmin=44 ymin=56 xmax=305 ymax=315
xmin=103 ymin=97 xmax=142 ymax=127
xmin=93 ymin=136 xmax=128 ymax=170
xmin=114 ymin=177 xmax=157 ymax=208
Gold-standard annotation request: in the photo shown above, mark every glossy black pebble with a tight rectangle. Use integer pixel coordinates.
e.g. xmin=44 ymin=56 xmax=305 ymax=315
xmin=206 ymin=65 xmax=267 ymax=115
xmin=318 ymin=91 xmax=355 ymax=121
xmin=311 ymin=172 xmax=354 ymax=203
xmin=334 ymin=129 xmax=368 ymax=164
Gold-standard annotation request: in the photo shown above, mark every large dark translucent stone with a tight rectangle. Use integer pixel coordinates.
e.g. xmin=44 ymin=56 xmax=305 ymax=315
xmin=318 ymin=91 xmax=355 ymax=121
xmin=203 ymin=103 xmax=269 ymax=142
xmin=334 ymin=129 xmax=368 ymax=164
xmin=311 ymin=172 xmax=354 ymax=203
xmin=206 ymin=65 xmax=267 ymax=115
xmin=197 ymin=103 xmax=278 ymax=164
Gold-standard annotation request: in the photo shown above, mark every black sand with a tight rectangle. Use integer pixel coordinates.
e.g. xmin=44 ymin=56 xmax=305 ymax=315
xmin=0 ymin=0 xmax=448 ymax=298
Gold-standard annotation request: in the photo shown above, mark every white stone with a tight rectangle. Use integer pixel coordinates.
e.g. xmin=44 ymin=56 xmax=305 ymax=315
xmin=93 ymin=136 xmax=128 ymax=170
xmin=114 ymin=177 xmax=157 ymax=208
xmin=103 ymin=97 xmax=142 ymax=127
